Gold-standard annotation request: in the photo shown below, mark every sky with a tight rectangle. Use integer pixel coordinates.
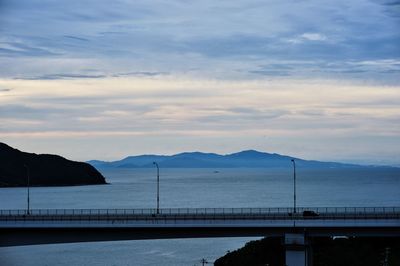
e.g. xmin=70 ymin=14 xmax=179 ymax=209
xmin=0 ymin=0 xmax=399 ymax=165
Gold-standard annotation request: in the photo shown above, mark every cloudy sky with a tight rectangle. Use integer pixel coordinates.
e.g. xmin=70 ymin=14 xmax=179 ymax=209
xmin=0 ymin=0 xmax=399 ymax=165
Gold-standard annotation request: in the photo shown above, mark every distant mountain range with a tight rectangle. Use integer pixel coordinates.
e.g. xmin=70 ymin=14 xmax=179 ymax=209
xmin=88 ymin=150 xmax=368 ymax=169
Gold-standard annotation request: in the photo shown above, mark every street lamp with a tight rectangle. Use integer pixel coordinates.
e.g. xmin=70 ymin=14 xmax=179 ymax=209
xmin=200 ymin=258 xmax=209 ymax=266
xmin=153 ymin=162 xmax=160 ymax=214
xmin=291 ymin=159 xmax=296 ymax=214
xmin=24 ymin=164 xmax=30 ymax=215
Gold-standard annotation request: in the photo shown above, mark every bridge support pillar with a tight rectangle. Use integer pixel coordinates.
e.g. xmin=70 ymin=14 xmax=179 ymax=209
xmin=285 ymin=233 xmax=310 ymax=266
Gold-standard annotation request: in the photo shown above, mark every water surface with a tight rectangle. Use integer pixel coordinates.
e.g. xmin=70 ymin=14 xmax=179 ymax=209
xmin=0 ymin=167 xmax=399 ymax=265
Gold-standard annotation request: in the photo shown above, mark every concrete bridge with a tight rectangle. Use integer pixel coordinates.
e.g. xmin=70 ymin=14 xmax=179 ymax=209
xmin=1 ymin=207 xmax=399 ymax=266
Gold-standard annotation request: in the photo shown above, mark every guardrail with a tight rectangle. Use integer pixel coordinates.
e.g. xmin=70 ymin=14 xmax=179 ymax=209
xmin=0 ymin=207 xmax=399 ymax=222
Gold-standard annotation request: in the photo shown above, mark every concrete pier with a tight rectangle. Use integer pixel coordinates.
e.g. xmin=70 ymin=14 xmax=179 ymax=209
xmin=285 ymin=233 xmax=306 ymax=266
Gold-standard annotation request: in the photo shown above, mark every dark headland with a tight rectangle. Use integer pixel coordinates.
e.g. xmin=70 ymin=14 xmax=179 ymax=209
xmin=0 ymin=142 xmax=107 ymax=187
xmin=214 ymin=237 xmax=400 ymax=266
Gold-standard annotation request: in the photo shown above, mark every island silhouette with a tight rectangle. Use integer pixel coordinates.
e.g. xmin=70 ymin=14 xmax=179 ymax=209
xmin=89 ymin=150 xmax=368 ymax=169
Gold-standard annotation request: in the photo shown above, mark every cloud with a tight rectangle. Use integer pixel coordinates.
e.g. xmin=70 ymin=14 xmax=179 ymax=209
xmin=381 ymin=0 xmax=400 ymax=17
xmin=0 ymin=41 xmax=60 ymax=56
xmin=63 ymin=35 xmax=90 ymax=42
xmin=384 ymin=0 xmax=400 ymax=6
xmin=112 ymin=71 xmax=168 ymax=77
xmin=245 ymin=59 xmax=400 ymax=83
xmin=0 ymin=87 xmax=11 ymax=92
xmin=0 ymin=0 xmax=399 ymax=81
xmin=0 ymin=1 xmax=399 ymax=163
xmin=13 ymin=71 xmax=169 ymax=80
xmin=287 ymin=33 xmax=328 ymax=44
xmin=1 ymin=77 xmax=398 ymax=138
xmin=301 ymin=33 xmax=328 ymax=41
xmin=17 ymin=73 xmax=107 ymax=80
xmin=248 ymin=70 xmax=291 ymax=76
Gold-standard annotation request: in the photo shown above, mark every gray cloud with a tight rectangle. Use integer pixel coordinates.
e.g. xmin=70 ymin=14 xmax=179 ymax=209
xmin=112 ymin=71 xmax=168 ymax=77
xmin=0 ymin=0 xmax=399 ymax=164
xmin=63 ymin=35 xmax=90 ymax=42
xmin=383 ymin=0 xmax=400 ymax=6
xmin=11 ymin=71 xmax=168 ymax=80
xmin=248 ymin=70 xmax=291 ymax=76
xmin=246 ymin=58 xmax=400 ymax=82
xmin=0 ymin=0 xmax=399 ymax=81
xmin=192 ymin=108 xmax=290 ymax=125
xmin=0 ymin=103 xmax=80 ymax=117
xmin=381 ymin=0 xmax=400 ymax=17
xmin=0 ymin=41 xmax=60 ymax=56
xmin=15 ymin=73 xmax=107 ymax=80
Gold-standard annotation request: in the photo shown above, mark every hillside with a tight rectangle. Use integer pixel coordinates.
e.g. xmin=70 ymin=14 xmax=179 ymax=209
xmin=0 ymin=142 xmax=107 ymax=187
xmin=214 ymin=237 xmax=400 ymax=266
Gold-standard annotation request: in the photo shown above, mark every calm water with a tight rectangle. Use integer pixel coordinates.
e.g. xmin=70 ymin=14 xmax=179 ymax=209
xmin=0 ymin=167 xmax=399 ymax=265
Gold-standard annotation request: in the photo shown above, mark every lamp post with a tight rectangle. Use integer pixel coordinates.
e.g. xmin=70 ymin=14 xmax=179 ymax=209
xmin=200 ymin=258 xmax=209 ymax=266
xmin=153 ymin=162 xmax=160 ymax=214
xmin=24 ymin=164 xmax=30 ymax=215
xmin=291 ymin=159 xmax=296 ymax=214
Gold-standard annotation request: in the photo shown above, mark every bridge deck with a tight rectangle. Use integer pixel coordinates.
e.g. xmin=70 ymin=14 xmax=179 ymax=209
xmin=2 ymin=206 xmax=400 ymax=217
xmin=1 ymin=207 xmax=399 ymax=226
xmin=1 ymin=207 xmax=399 ymax=246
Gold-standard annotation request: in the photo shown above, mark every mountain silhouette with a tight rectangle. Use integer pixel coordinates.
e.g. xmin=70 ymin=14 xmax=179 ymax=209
xmin=88 ymin=150 xmax=362 ymax=169
xmin=0 ymin=142 xmax=107 ymax=187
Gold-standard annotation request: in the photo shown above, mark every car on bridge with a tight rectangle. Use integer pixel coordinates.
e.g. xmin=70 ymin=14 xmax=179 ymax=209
xmin=302 ymin=210 xmax=319 ymax=217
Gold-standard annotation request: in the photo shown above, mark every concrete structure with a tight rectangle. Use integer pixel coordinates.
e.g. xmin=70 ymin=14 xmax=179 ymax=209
xmin=1 ymin=207 xmax=399 ymax=266
xmin=285 ymin=233 xmax=306 ymax=266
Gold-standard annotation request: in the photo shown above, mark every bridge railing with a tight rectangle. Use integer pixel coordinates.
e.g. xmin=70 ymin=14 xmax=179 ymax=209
xmin=0 ymin=206 xmax=400 ymax=218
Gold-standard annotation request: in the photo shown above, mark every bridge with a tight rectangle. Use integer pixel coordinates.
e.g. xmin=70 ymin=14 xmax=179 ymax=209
xmin=1 ymin=207 xmax=400 ymax=266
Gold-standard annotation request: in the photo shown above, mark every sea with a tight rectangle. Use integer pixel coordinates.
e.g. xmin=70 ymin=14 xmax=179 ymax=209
xmin=0 ymin=167 xmax=399 ymax=266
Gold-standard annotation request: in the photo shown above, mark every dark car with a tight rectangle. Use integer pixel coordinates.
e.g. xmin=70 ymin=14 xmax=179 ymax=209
xmin=303 ymin=210 xmax=319 ymax=217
